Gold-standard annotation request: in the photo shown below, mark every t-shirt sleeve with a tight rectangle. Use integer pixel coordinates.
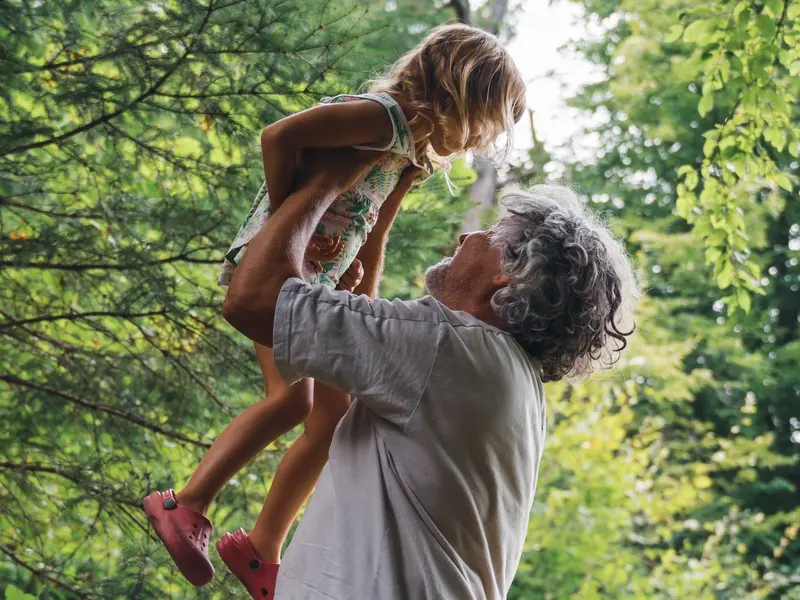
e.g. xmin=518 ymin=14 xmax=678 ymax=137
xmin=272 ymin=278 xmax=441 ymax=427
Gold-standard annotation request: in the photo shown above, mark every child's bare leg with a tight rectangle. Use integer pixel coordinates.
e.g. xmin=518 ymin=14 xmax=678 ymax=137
xmin=176 ymin=344 xmax=313 ymax=515
xmin=247 ymin=382 xmax=350 ymax=562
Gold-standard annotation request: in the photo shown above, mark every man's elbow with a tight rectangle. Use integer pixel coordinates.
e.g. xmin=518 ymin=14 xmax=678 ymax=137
xmin=222 ymin=292 xmax=275 ymax=347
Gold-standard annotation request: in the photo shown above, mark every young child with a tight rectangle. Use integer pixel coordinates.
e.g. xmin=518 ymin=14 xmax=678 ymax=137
xmin=143 ymin=23 xmax=525 ymax=598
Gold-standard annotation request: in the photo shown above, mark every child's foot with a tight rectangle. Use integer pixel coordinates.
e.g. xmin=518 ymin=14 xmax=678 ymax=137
xmin=142 ymin=489 xmax=215 ymax=586
xmin=217 ymin=529 xmax=280 ymax=599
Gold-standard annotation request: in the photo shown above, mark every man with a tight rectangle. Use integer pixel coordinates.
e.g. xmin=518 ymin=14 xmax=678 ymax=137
xmin=223 ymin=150 xmax=639 ymax=599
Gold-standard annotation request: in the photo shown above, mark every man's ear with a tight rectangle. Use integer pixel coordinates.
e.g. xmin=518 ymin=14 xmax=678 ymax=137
xmin=492 ymin=272 xmax=512 ymax=287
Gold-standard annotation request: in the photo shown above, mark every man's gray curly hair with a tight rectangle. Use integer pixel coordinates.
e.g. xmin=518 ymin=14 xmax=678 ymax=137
xmin=491 ymin=185 xmax=640 ymax=383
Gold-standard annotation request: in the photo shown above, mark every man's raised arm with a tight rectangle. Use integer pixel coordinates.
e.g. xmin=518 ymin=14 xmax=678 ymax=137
xmin=222 ymin=148 xmax=383 ymax=346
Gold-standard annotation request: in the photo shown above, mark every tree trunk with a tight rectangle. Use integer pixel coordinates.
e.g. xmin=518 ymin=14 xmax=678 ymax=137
xmin=448 ymin=0 xmax=510 ymax=233
xmin=462 ymin=154 xmax=498 ymax=232
xmin=487 ymin=0 xmax=509 ymax=35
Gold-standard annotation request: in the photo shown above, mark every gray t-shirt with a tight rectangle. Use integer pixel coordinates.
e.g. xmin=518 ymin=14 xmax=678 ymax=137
xmin=272 ymin=278 xmax=546 ymax=599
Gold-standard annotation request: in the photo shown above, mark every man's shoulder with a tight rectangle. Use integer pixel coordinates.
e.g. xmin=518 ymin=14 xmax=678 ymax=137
xmin=428 ymin=298 xmax=514 ymax=340
xmin=280 ymin=278 xmax=447 ymax=328
xmin=428 ymin=300 xmax=543 ymax=380
xmin=280 ymin=280 xmax=533 ymax=366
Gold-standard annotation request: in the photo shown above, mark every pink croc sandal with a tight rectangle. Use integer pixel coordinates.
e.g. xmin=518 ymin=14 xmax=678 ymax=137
xmin=217 ymin=529 xmax=279 ymax=599
xmin=142 ymin=489 xmax=214 ymax=586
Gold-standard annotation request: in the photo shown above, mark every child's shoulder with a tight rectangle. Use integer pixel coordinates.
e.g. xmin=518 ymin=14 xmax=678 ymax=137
xmin=318 ymin=92 xmax=433 ymax=179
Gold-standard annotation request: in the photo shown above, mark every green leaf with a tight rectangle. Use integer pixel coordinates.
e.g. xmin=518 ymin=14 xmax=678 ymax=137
xmin=683 ymin=19 xmax=711 ymax=44
xmin=665 ymin=25 xmax=684 ymax=43
xmin=684 ymin=169 xmax=699 ymax=191
xmin=775 ymin=172 xmax=793 ymax=191
xmin=778 ymin=50 xmax=794 ymax=67
xmin=789 ymin=61 xmax=800 ymax=77
xmin=755 ymin=14 xmax=777 ymax=39
xmin=737 ymin=288 xmax=751 ymax=313
xmin=676 ymin=193 xmax=694 ymax=219
xmin=5 ymin=586 xmax=36 ymax=600
xmin=717 ymin=261 xmax=734 ymax=289
xmin=764 ymin=127 xmax=787 ymax=152
xmin=698 ymin=93 xmax=714 ymax=117
xmin=718 ymin=58 xmax=730 ymax=83
xmin=765 ymin=0 xmax=783 ymax=17
xmin=705 ymin=247 xmax=722 ymax=265
xmin=703 ymin=138 xmax=717 ymax=158
xmin=718 ymin=136 xmax=737 ymax=152
xmin=173 ymin=136 xmax=203 ymax=158
xmin=736 ymin=6 xmax=752 ymax=29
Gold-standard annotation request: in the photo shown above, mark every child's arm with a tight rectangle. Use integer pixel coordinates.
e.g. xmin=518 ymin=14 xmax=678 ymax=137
xmin=260 ymin=100 xmax=394 ymax=211
xmin=351 ymin=166 xmax=423 ymax=298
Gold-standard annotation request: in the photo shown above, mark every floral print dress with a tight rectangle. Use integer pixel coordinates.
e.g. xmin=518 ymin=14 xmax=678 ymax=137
xmin=219 ymin=92 xmax=432 ymax=288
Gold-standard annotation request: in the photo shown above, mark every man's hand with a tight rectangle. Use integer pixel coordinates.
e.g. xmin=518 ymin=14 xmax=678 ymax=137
xmin=337 ymin=258 xmax=364 ymax=293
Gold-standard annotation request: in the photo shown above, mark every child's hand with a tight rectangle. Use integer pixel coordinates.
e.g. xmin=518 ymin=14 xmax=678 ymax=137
xmin=337 ymin=258 xmax=364 ymax=293
xmin=306 ymin=235 xmax=343 ymax=274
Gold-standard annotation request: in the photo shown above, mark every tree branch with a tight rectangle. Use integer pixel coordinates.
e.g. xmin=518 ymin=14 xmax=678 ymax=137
xmin=0 ymin=543 xmax=95 ymax=599
xmin=776 ymin=0 xmax=789 ymax=36
xmin=449 ymin=0 xmax=471 ymax=23
xmin=0 ymin=310 xmax=168 ymax=330
xmin=0 ymin=461 xmax=141 ymax=507
xmin=0 ymin=197 xmax=103 ymax=219
xmin=487 ymin=0 xmax=509 ymax=36
xmin=0 ymin=0 xmax=217 ymax=157
xmin=0 ymin=374 xmax=211 ymax=448
xmin=0 ymin=254 xmax=220 ymax=272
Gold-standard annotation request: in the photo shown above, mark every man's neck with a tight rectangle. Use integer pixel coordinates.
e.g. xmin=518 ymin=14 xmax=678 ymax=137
xmin=439 ymin=294 xmax=506 ymax=331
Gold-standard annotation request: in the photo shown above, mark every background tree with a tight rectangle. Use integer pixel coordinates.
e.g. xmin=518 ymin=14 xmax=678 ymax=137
xmin=507 ymin=0 xmax=799 ymax=597
xmin=0 ymin=0 xmax=470 ymax=596
xmin=3 ymin=0 xmax=798 ymax=598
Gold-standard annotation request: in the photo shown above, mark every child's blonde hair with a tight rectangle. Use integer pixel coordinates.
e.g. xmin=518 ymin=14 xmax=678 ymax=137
xmin=370 ymin=23 xmax=526 ymax=160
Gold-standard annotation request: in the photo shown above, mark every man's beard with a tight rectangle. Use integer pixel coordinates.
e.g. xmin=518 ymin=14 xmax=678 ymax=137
xmin=424 ymin=258 xmax=451 ymax=301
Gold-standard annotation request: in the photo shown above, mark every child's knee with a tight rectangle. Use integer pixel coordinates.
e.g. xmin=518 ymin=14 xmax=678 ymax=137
xmin=272 ymin=379 xmax=314 ymax=424
xmin=304 ymin=402 xmax=348 ymax=446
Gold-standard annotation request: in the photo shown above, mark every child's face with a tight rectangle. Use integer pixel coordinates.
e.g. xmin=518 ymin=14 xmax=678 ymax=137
xmin=429 ymin=126 xmax=455 ymax=157
xmin=430 ymin=116 xmax=497 ymax=157
xmin=429 ymin=117 xmax=464 ymax=157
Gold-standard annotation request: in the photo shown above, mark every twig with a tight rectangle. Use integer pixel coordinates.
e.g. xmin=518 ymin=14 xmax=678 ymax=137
xmin=449 ymin=0 xmax=471 ymax=23
xmin=0 ymin=255 xmax=220 ymax=272
xmin=0 ymin=374 xmax=211 ymax=448
xmin=0 ymin=543 xmax=95 ymax=598
xmin=0 ymin=461 xmax=141 ymax=507
xmin=0 ymin=0 xmax=217 ymax=157
xmin=0 ymin=310 xmax=168 ymax=330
